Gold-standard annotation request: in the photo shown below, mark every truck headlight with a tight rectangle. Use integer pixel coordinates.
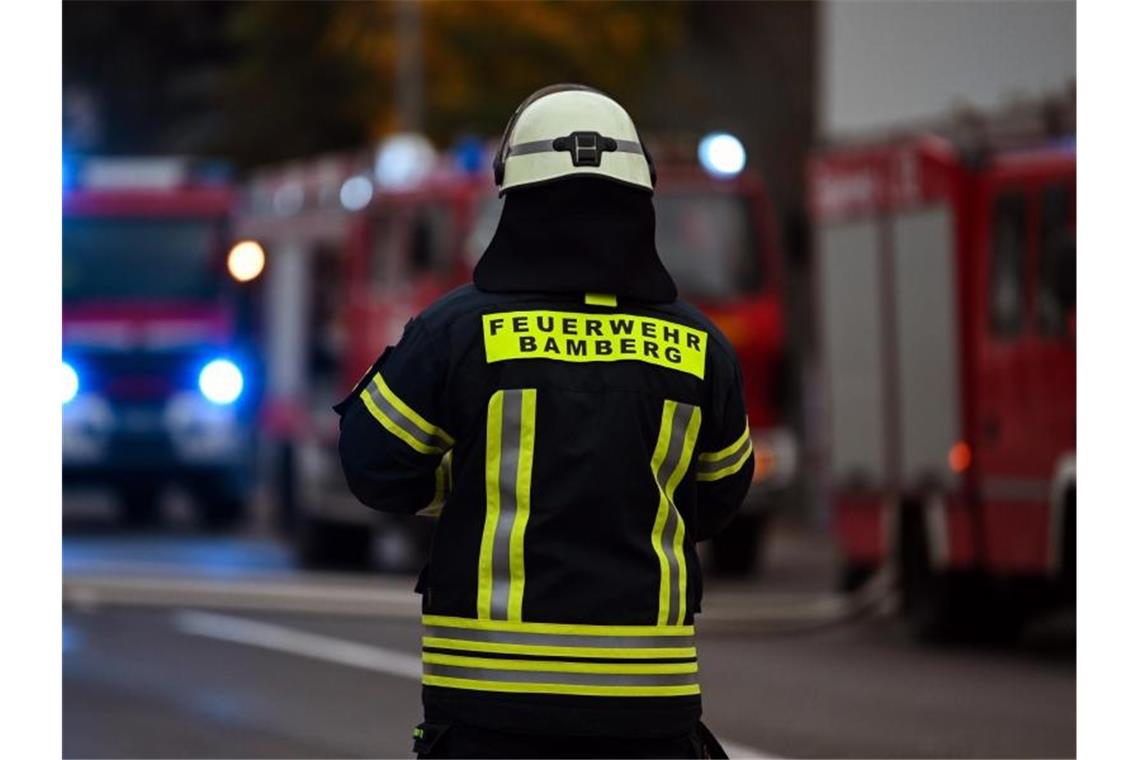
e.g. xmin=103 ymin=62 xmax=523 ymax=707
xmin=198 ymin=358 xmax=244 ymax=405
xmin=63 ymin=361 xmax=79 ymax=405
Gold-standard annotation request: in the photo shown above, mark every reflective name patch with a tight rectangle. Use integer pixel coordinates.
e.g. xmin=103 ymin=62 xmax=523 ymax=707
xmin=482 ymin=311 xmax=707 ymax=379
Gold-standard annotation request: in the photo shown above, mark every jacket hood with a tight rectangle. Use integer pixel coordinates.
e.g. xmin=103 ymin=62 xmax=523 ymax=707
xmin=472 ymin=176 xmax=677 ymax=304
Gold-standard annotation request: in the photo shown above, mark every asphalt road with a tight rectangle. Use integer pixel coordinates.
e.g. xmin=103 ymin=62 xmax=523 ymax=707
xmin=62 ymin=526 xmax=1075 ymax=759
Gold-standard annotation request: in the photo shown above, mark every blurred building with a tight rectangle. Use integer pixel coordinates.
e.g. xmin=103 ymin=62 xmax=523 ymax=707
xmin=820 ymin=0 xmax=1076 ymax=140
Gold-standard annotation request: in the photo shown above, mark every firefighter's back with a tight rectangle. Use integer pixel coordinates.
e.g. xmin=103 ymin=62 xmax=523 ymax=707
xmin=373 ymin=284 xmax=752 ymax=737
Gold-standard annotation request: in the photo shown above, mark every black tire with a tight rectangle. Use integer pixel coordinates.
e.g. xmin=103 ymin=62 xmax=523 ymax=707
xmin=195 ymin=489 xmax=248 ymax=532
xmin=838 ymin=562 xmax=876 ymax=593
xmin=898 ymin=503 xmax=1024 ymax=644
xmin=710 ymin=511 xmax=769 ymax=577
xmin=898 ymin=502 xmax=961 ymax=641
xmin=274 ymin=442 xmax=299 ymax=536
xmin=1061 ymin=487 xmax=1076 ymax=602
xmin=116 ymin=483 xmax=161 ymax=528
xmin=295 ymin=518 xmax=373 ymax=569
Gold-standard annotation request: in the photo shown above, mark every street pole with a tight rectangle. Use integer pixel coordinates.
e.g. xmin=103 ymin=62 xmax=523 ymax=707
xmin=396 ymin=0 xmax=424 ymax=133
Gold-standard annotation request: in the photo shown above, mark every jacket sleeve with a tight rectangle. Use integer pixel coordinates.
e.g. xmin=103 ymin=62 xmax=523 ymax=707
xmin=334 ymin=318 xmax=454 ymax=516
xmin=693 ymin=356 xmax=754 ymax=541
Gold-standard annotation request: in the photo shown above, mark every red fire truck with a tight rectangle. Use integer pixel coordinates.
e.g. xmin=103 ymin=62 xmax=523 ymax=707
xmin=63 ymin=157 xmax=262 ymax=527
xmin=242 ymin=140 xmax=795 ymax=572
xmin=809 ymin=134 xmax=1076 ymax=638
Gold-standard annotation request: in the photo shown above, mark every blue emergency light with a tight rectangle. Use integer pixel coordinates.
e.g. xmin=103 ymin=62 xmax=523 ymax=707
xmin=698 ymin=132 xmax=747 ymax=178
xmin=63 ymin=361 xmax=79 ymax=405
xmin=198 ymin=358 xmax=244 ymax=405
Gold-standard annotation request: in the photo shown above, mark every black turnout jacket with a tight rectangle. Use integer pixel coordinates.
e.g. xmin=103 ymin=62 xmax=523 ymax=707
xmin=336 ymin=178 xmax=753 ymax=739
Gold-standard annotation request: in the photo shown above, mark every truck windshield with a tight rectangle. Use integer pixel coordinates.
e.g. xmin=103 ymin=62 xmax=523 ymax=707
xmin=654 ymin=193 xmax=763 ymax=300
xmin=467 ymin=192 xmax=764 ymax=300
xmin=63 ymin=217 xmax=221 ymax=303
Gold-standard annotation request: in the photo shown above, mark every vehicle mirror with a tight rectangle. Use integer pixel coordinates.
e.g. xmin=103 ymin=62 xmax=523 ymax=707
xmin=1054 ymin=237 xmax=1076 ymax=312
xmin=782 ymin=211 xmax=809 ymax=270
xmin=410 ymin=218 xmax=433 ymax=274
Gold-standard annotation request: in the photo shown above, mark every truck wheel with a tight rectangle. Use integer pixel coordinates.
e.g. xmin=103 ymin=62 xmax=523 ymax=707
xmin=274 ymin=443 xmax=298 ymax=536
xmin=897 ymin=503 xmax=1021 ymax=643
xmin=195 ymin=489 xmax=248 ymax=532
xmin=1061 ymin=487 xmax=1076 ymax=602
xmin=295 ymin=518 xmax=373 ymax=569
xmin=117 ymin=484 xmax=161 ymax=528
xmin=710 ymin=512 xmax=769 ymax=577
xmin=898 ymin=502 xmax=965 ymax=641
xmin=838 ymin=562 xmax=876 ymax=593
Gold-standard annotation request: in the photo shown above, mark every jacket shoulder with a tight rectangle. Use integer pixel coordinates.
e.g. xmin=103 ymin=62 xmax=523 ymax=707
xmin=415 ymin=284 xmax=500 ymax=331
xmin=657 ymin=298 xmax=740 ymax=369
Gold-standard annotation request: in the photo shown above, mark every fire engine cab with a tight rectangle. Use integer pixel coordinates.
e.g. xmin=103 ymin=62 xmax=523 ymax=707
xmin=242 ymin=136 xmax=796 ymax=573
xmin=810 ymin=133 xmax=1076 ymax=638
xmin=63 ymin=157 xmax=262 ymax=527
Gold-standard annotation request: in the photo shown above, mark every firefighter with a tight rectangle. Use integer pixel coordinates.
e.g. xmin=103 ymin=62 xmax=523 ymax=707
xmin=336 ymin=84 xmax=754 ymax=759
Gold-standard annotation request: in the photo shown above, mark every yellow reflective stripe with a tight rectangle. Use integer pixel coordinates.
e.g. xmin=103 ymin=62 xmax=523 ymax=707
xmin=507 ymin=389 xmax=536 ymax=621
xmin=698 ymin=422 xmax=750 ymax=463
xmin=477 ymin=391 xmax=504 ymax=620
xmin=422 ymin=615 xmax=693 ymax=637
xmin=423 ymin=675 xmax=700 ymax=697
xmin=478 ymin=390 xmax=536 ymax=621
xmin=649 ymin=401 xmax=701 ymax=626
xmin=373 ymin=372 xmax=455 ymax=447
xmin=359 ymin=389 xmax=437 ymax=455
xmin=422 ymin=652 xmax=697 ymax=675
xmin=422 ymin=637 xmax=698 ymax=660
xmin=416 ymin=453 xmax=451 ymax=517
xmin=359 ymin=375 xmax=453 ymax=455
xmin=696 ymin=439 xmax=754 ymax=482
xmin=669 ymin=409 xmax=702 ymax=625
xmin=649 ymin=402 xmax=676 ymax=626
xmin=584 ymin=293 xmax=618 ymax=307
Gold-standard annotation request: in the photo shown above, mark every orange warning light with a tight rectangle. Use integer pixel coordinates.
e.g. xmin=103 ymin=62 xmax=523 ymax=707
xmin=948 ymin=441 xmax=972 ymax=473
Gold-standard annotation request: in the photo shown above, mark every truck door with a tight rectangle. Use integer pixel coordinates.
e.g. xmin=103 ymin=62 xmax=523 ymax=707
xmin=349 ymin=202 xmax=460 ymax=378
xmin=405 ymin=202 xmax=460 ymax=306
xmin=977 ymin=185 xmax=1036 ymax=481
xmin=819 ymin=216 xmax=889 ymax=490
xmin=1027 ymin=179 xmax=1076 ymax=476
xmin=975 ymin=177 xmax=1055 ymax=573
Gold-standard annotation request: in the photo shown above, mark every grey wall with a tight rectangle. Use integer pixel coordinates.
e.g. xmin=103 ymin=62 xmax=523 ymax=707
xmin=821 ymin=0 xmax=1075 ymax=138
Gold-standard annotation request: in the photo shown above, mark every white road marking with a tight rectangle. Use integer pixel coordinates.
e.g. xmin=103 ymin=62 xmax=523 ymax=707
xmin=171 ymin=610 xmax=780 ymax=758
xmin=719 ymin=738 xmax=779 ymax=759
xmin=66 ymin=574 xmax=420 ymax=617
xmin=67 ymin=569 xmax=856 ymax=632
xmin=172 ymin=609 xmax=422 ymax=679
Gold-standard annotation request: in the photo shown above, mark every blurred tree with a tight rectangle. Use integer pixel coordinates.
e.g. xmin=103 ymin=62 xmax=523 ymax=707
xmin=63 ymin=1 xmax=237 ymax=155
xmin=210 ymin=2 xmax=377 ymax=165
xmin=213 ymin=0 xmax=684 ymax=165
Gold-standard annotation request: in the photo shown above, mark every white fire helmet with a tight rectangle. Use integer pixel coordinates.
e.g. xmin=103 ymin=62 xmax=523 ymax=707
xmin=493 ymin=84 xmax=656 ymax=195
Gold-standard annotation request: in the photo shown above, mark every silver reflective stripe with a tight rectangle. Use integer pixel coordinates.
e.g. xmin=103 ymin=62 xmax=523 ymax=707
xmin=423 ymin=662 xmax=698 ymax=686
xmin=362 ymin=380 xmax=451 ymax=451
xmin=423 ymin=626 xmax=695 ymax=650
xmin=507 ymin=140 xmax=556 ymax=157
xmin=654 ymin=403 xmax=697 ymax=625
xmin=696 ymin=441 xmax=752 ymax=476
xmin=507 ymin=138 xmax=645 ymax=158
xmin=490 ymin=391 xmax=524 ymax=618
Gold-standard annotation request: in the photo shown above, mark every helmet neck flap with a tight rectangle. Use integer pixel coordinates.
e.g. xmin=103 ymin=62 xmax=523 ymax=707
xmin=473 ymin=175 xmax=677 ymax=304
